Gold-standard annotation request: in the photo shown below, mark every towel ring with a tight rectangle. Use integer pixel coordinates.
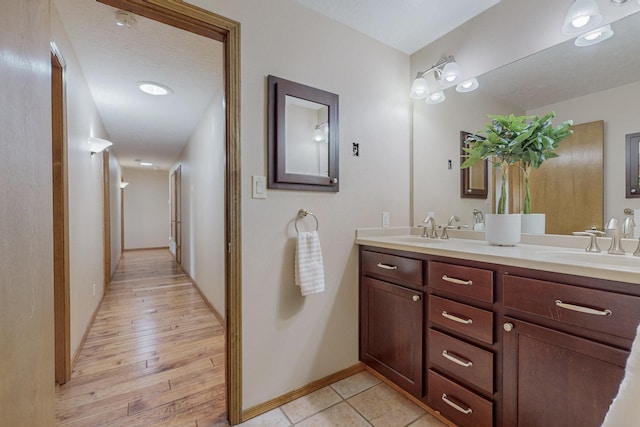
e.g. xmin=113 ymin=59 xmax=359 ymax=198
xmin=295 ymin=209 xmax=319 ymax=233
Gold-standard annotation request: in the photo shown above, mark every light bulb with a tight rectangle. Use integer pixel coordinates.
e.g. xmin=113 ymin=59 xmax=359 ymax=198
xmin=410 ymin=76 xmax=429 ymax=99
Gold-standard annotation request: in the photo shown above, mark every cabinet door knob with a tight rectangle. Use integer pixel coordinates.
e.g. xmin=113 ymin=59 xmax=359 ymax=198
xmin=503 ymin=322 xmax=514 ymax=332
xmin=412 ymin=295 xmax=421 ymax=302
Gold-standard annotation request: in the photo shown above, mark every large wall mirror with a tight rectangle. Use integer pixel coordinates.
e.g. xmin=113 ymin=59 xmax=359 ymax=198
xmin=626 ymin=132 xmax=640 ymax=198
xmin=267 ymin=75 xmax=339 ymax=192
xmin=412 ymin=10 xmax=640 ymax=233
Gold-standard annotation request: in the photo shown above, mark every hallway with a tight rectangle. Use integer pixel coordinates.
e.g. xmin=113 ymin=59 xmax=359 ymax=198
xmin=55 ymin=249 xmax=226 ymax=426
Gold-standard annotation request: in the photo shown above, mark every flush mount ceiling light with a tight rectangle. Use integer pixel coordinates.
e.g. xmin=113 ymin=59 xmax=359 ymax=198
xmin=426 ymin=91 xmax=446 ymax=105
xmin=138 ymin=81 xmax=173 ymax=96
xmin=140 ymin=162 xmax=153 ymax=166
xmin=115 ymin=10 xmax=137 ymax=28
xmin=562 ymin=0 xmax=603 ymax=35
xmin=575 ymin=24 xmax=614 ymax=46
xmin=609 ymin=0 xmax=627 ymax=4
xmin=88 ymin=137 xmax=113 ymax=155
xmin=456 ymin=78 xmax=480 ymax=93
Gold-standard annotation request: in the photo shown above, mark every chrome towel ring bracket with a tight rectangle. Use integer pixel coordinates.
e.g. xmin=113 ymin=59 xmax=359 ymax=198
xmin=295 ymin=209 xmax=319 ymax=233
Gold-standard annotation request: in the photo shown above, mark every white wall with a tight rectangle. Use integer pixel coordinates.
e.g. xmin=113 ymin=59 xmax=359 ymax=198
xmin=109 ymin=152 xmax=122 ymax=276
xmin=52 ymin=4 xmax=109 ymax=357
xmin=0 ymin=1 xmax=55 ymax=424
xmin=122 ymin=167 xmax=171 ymax=249
xmin=189 ymin=0 xmax=411 ymax=410
xmin=529 ymin=81 xmax=640 ymax=224
xmin=172 ymin=77 xmax=226 ymax=318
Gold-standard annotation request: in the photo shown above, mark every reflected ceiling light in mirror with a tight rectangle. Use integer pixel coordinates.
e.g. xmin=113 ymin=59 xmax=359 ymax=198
xmin=410 ymin=76 xmax=429 ymax=99
xmin=138 ymin=81 xmax=173 ymax=96
xmin=313 ymin=122 xmax=328 ymax=142
xmin=88 ymin=137 xmax=113 ymax=155
xmin=115 ymin=10 xmax=137 ymax=28
xmin=456 ymin=78 xmax=479 ymax=93
xmin=562 ymin=0 xmax=603 ymax=35
xmin=426 ymin=91 xmax=446 ymax=104
xmin=575 ymin=24 xmax=614 ymax=46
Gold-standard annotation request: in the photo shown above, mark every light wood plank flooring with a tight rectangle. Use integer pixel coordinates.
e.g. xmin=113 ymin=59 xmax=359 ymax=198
xmin=56 ymin=249 xmax=226 ymax=427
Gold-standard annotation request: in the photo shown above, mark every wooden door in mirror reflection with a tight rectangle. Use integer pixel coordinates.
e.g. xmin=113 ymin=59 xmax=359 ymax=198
xmin=505 ymin=120 xmax=604 ymax=234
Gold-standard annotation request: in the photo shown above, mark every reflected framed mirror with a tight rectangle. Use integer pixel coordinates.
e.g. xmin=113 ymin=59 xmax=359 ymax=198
xmin=267 ymin=75 xmax=339 ymax=192
xmin=460 ymin=131 xmax=488 ymax=198
xmin=626 ymin=132 xmax=640 ymax=198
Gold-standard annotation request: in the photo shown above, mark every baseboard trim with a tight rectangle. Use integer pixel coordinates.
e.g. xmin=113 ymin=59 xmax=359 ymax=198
xmin=188 ymin=273 xmax=226 ymax=330
xmin=365 ymin=366 xmax=456 ymax=427
xmin=123 ymin=246 xmax=169 ymax=252
xmin=70 ymin=293 xmax=105 ymax=370
xmin=241 ymin=362 xmax=367 ymax=422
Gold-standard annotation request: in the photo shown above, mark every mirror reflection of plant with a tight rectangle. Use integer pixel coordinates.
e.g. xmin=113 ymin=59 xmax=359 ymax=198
xmin=461 ymin=112 xmax=573 ymax=214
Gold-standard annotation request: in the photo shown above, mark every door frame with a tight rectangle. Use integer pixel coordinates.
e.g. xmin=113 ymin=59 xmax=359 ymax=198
xmin=51 ymin=43 xmax=72 ymax=384
xmin=170 ymin=165 xmax=182 ymax=264
xmin=96 ymin=0 xmax=242 ymax=423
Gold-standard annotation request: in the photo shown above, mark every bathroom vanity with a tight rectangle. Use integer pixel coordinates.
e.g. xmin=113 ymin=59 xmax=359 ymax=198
xmin=356 ymin=230 xmax=640 ymax=427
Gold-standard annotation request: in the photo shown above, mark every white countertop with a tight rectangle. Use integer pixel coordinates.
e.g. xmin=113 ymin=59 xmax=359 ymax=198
xmin=355 ymin=228 xmax=640 ymax=285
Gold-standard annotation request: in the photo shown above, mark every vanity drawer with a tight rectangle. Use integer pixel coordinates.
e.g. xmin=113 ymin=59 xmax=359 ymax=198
xmin=361 ymin=250 xmax=423 ymax=288
xmin=504 ymin=275 xmax=640 ymax=341
xmin=429 ymin=296 xmax=493 ymax=344
xmin=428 ymin=329 xmax=494 ymax=395
xmin=427 ymin=370 xmax=493 ymax=427
xmin=429 ymin=262 xmax=494 ymax=303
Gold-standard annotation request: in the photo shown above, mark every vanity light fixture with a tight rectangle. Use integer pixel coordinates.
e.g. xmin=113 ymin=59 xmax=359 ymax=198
xmin=562 ymin=0 xmax=603 ymax=35
xmin=575 ymin=24 xmax=614 ymax=46
xmin=88 ymin=137 xmax=113 ymax=155
xmin=312 ymin=122 xmax=328 ymax=142
xmin=138 ymin=81 xmax=173 ymax=96
xmin=120 ymin=181 xmax=129 ymax=189
xmin=426 ymin=91 xmax=446 ymax=104
xmin=456 ymin=78 xmax=480 ymax=93
xmin=410 ymin=56 xmax=472 ymax=103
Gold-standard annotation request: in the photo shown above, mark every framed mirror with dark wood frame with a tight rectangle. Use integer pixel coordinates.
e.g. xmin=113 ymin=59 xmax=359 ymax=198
xmin=267 ymin=75 xmax=339 ymax=192
xmin=626 ymin=131 xmax=640 ymax=198
xmin=460 ymin=131 xmax=488 ymax=199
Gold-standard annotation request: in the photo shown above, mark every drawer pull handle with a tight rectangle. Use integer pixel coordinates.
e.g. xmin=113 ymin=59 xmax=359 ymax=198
xmin=442 ymin=350 xmax=473 ymax=367
xmin=442 ymin=275 xmax=473 ymax=286
xmin=554 ymin=300 xmax=612 ymax=316
xmin=376 ymin=263 xmax=398 ymax=270
xmin=412 ymin=295 xmax=421 ymax=302
xmin=442 ymin=393 xmax=473 ymax=415
xmin=442 ymin=311 xmax=473 ymax=325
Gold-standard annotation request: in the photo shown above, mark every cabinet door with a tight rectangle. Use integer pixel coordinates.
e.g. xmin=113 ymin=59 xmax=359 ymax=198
xmin=361 ymin=277 xmax=424 ymax=397
xmin=503 ymin=317 xmax=627 ymax=427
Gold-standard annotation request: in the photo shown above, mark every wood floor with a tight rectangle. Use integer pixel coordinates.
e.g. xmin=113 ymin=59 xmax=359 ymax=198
xmin=56 ymin=249 xmax=227 ymax=427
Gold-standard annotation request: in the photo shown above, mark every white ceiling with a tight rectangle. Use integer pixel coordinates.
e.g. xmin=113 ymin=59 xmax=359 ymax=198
xmin=294 ymin=0 xmax=501 ymax=54
xmin=54 ymin=0 xmax=223 ymax=171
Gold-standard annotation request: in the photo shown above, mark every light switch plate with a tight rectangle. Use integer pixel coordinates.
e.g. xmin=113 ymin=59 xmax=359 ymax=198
xmin=252 ymin=176 xmax=267 ymax=199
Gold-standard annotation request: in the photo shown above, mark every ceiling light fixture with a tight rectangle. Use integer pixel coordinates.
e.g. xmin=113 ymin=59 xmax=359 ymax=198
xmin=138 ymin=81 xmax=173 ymax=96
xmin=575 ymin=24 xmax=614 ymax=46
xmin=456 ymin=78 xmax=480 ymax=93
xmin=140 ymin=162 xmax=153 ymax=166
xmin=609 ymin=0 xmax=627 ymax=5
xmin=115 ymin=10 xmax=137 ymax=28
xmin=88 ymin=137 xmax=113 ymax=155
xmin=562 ymin=0 xmax=603 ymax=35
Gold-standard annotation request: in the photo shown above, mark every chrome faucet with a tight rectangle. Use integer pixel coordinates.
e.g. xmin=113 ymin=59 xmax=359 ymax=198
xmin=439 ymin=216 xmax=461 ymax=240
xmin=448 ymin=215 xmax=461 ymax=227
xmin=622 ymin=216 xmax=636 ymax=238
xmin=572 ymin=230 xmax=605 ymax=252
xmin=473 ymin=209 xmax=485 ymax=231
xmin=605 ymin=217 xmax=625 ymax=255
xmin=422 ymin=215 xmax=437 ymax=238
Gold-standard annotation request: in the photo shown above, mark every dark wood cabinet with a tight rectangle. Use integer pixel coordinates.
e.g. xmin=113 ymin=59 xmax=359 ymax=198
xmin=360 ymin=277 xmax=424 ymax=396
xmin=502 ymin=317 xmax=628 ymax=427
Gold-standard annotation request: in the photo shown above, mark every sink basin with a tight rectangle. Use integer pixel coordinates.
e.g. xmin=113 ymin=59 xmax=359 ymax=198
xmin=536 ymin=250 xmax=640 ymax=270
xmin=387 ymin=236 xmax=444 ymax=244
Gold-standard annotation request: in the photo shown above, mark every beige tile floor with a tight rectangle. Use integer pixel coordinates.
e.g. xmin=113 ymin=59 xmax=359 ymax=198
xmin=237 ymin=371 xmax=449 ymax=427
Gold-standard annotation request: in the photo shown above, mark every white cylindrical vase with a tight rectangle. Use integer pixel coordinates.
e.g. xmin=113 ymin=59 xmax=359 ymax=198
xmin=485 ymin=214 xmax=521 ymax=246
xmin=521 ymin=213 xmax=546 ymax=234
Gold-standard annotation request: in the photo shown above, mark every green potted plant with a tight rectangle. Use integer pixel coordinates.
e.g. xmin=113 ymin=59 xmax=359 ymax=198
xmin=462 ymin=112 xmax=572 ymax=244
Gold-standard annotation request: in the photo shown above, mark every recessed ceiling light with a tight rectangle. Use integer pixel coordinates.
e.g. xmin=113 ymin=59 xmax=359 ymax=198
xmin=138 ymin=81 xmax=173 ymax=96
xmin=140 ymin=162 xmax=153 ymax=166
xmin=609 ymin=0 xmax=627 ymax=5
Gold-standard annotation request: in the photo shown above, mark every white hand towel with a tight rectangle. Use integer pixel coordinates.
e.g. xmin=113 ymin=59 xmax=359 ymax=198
xmin=294 ymin=231 xmax=325 ymax=296
xmin=601 ymin=322 xmax=640 ymax=427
